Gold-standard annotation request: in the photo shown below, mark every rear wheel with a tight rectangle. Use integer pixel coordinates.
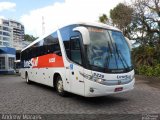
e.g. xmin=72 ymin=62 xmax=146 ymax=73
xmin=55 ymin=76 xmax=66 ymax=96
xmin=26 ymin=73 xmax=31 ymax=84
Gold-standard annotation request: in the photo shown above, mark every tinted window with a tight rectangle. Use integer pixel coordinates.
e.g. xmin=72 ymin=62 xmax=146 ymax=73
xmin=3 ymin=42 xmax=10 ymax=47
xmin=3 ymin=37 xmax=10 ymax=41
xmin=70 ymin=37 xmax=82 ymax=64
xmin=21 ymin=31 xmax=61 ymax=61
xmin=3 ymin=32 xmax=10 ymax=36
xmin=60 ymin=25 xmax=78 ymax=58
xmin=60 ymin=25 xmax=83 ymax=65
xmin=3 ymin=27 xmax=10 ymax=31
xmin=43 ymin=32 xmax=61 ymax=55
xmin=0 ymin=57 xmax=5 ymax=69
xmin=9 ymin=57 xmax=15 ymax=69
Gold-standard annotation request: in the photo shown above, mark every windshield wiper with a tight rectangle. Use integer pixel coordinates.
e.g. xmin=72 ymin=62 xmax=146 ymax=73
xmin=105 ymin=41 xmax=120 ymax=70
xmin=110 ymin=40 xmax=119 ymax=69
xmin=105 ymin=41 xmax=112 ymax=68
xmin=114 ymin=43 xmax=129 ymax=69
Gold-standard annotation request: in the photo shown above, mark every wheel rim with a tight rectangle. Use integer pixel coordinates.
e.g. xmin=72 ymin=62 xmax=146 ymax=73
xmin=57 ymin=80 xmax=63 ymax=93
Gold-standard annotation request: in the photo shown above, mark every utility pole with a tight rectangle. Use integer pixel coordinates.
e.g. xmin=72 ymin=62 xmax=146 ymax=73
xmin=42 ymin=16 xmax=45 ymax=35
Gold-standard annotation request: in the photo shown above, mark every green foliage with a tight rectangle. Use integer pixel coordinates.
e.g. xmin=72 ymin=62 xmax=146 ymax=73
xmin=110 ymin=3 xmax=133 ymax=38
xmin=131 ymin=0 xmax=160 ymax=45
xmin=24 ymin=34 xmax=38 ymax=42
xmin=132 ymin=45 xmax=160 ymax=77
xmin=132 ymin=46 xmax=157 ymax=66
xmin=110 ymin=3 xmax=133 ymax=28
xmin=136 ymin=64 xmax=160 ymax=77
xmin=99 ymin=14 xmax=108 ymax=24
xmin=98 ymin=0 xmax=160 ymax=77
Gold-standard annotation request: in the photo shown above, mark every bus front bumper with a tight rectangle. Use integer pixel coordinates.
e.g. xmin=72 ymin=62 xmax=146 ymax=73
xmin=84 ymin=78 xmax=135 ymax=97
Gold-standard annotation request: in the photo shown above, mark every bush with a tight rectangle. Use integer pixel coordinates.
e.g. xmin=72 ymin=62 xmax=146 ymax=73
xmin=132 ymin=45 xmax=160 ymax=77
xmin=135 ymin=64 xmax=160 ymax=77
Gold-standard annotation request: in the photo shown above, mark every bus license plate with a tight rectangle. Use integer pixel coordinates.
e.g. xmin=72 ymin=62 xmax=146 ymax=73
xmin=114 ymin=87 xmax=123 ymax=92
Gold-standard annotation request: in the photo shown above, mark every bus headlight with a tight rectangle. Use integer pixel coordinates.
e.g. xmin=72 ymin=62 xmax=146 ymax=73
xmin=96 ymin=78 xmax=103 ymax=83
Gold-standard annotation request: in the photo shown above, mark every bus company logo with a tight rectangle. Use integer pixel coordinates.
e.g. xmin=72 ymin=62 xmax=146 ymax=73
xmin=31 ymin=57 xmax=39 ymax=67
xmin=24 ymin=60 xmax=32 ymax=68
xmin=117 ymin=75 xmax=131 ymax=80
xmin=49 ymin=58 xmax=55 ymax=63
xmin=24 ymin=57 xmax=39 ymax=68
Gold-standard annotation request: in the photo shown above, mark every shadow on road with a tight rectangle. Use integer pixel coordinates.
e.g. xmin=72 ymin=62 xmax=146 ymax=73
xmin=26 ymin=80 xmax=128 ymax=106
xmin=69 ymin=94 xmax=128 ymax=106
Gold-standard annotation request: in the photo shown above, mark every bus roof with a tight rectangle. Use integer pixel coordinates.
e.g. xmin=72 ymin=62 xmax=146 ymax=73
xmin=21 ymin=22 xmax=121 ymax=52
xmin=79 ymin=22 xmax=120 ymax=31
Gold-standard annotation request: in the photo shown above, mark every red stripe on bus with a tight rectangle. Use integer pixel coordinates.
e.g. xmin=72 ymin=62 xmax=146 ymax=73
xmin=32 ymin=53 xmax=64 ymax=68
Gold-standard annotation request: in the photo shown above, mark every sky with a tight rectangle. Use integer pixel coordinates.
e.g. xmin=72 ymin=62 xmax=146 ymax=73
xmin=0 ymin=0 xmax=130 ymax=37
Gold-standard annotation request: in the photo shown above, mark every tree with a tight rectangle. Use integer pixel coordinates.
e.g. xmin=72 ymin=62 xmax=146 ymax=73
xmin=132 ymin=46 xmax=156 ymax=66
xmin=99 ymin=14 xmax=108 ymax=24
xmin=24 ymin=34 xmax=38 ymax=42
xmin=131 ymin=0 xmax=160 ymax=45
xmin=110 ymin=3 xmax=133 ymax=38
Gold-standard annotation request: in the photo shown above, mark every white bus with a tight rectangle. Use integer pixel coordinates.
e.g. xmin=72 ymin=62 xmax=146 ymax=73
xmin=20 ymin=22 xmax=135 ymax=97
xmin=14 ymin=60 xmax=21 ymax=74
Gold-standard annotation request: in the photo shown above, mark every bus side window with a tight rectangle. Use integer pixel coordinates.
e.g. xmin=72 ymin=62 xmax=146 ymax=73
xmin=70 ymin=36 xmax=82 ymax=65
xmin=63 ymin=41 xmax=70 ymax=58
xmin=43 ymin=32 xmax=61 ymax=56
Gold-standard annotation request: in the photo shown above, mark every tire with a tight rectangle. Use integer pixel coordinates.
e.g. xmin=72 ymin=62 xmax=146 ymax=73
xmin=55 ymin=76 xmax=66 ymax=96
xmin=26 ymin=73 xmax=31 ymax=84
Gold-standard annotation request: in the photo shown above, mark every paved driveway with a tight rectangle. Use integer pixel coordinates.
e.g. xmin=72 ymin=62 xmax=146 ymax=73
xmin=0 ymin=75 xmax=160 ymax=119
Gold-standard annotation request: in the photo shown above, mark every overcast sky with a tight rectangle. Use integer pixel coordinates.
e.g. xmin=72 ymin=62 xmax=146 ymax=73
xmin=0 ymin=0 xmax=130 ymax=37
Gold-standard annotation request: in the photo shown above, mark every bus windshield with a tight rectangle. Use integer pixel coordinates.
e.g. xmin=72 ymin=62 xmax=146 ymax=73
xmin=87 ymin=27 xmax=132 ymax=72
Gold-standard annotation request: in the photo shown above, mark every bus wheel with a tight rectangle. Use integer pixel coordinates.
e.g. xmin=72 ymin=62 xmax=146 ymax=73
xmin=26 ymin=73 xmax=31 ymax=84
xmin=56 ymin=76 xmax=66 ymax=96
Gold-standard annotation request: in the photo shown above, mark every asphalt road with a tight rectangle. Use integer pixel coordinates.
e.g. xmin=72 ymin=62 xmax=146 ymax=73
xmin=0 ymin=75 xmax=160 ymax=119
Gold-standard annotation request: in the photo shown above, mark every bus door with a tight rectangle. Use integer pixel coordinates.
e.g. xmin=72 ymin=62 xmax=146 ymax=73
xmin=67 ymin=36 xmax=85 ymax=96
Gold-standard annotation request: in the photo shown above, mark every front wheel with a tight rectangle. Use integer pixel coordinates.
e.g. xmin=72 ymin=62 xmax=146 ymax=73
xmin=55 ymin=76 xmax=66 ymax=96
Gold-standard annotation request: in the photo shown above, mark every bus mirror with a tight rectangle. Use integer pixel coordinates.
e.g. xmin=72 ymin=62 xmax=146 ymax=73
xmin=125 ymin=37 xmax=132 ymax=51
xmin=73 ymin=27 xmax=90 ymax=45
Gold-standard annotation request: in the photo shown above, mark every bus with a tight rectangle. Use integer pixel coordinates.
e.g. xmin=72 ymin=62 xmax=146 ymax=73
xmin=20 ymin=22 xmax=135 ymax=97
xmin=14 ymin=60 xmax=21 ymax=74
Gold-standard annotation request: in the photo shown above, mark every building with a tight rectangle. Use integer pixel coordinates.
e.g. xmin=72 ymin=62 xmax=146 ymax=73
xmin=9 ymin=20 xmax=25 ymax=50
xmin=0 ymin=18 xmax=24 ymax=74
xmin=0 ymin=47 xmax=16 ymax=74
xmin=0 ymin=19 xmax=13 ymax=47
